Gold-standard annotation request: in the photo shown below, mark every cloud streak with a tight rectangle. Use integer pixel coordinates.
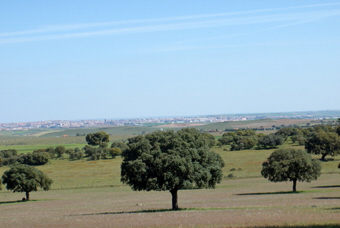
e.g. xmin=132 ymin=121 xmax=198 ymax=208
xmin=1 ymin=3 xmax=340 ymax=45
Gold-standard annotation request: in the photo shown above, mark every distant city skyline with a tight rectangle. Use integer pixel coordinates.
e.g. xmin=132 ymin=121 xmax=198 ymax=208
xmin=1 ymin=1 xmax=340 ymax=123
xmin=1 ymin=109 xmax=339 ymax=126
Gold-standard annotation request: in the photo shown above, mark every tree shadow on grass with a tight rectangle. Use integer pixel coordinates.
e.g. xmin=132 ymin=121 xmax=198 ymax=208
xmin=0 ymin=200 xmax=37 ymax=205
xmin=312 ymin=185 xmax=340 ymax=189
xmin=326 ymin=207 xmax=340 ymax=211
xmin=235 ymin=191 xmax=303 ymax=196
xmin=313 ymin=197 xmax=340 ymax=200
xmin=319 ymin=158 xmax=338 ymax=162
xmin=69 ymin=208 xmax=208 ymax=217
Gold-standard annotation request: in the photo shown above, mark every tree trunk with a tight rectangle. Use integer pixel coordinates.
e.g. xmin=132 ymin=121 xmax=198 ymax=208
xmin=26 ymin=191 xmax=30 ymax=201
xmin=170 ymin=188 xmax=179 ymax=210
xmin=321 ymin=153 xmax=327 ymax=161
xmin=292 ymin=179 xmax=297 ymax=192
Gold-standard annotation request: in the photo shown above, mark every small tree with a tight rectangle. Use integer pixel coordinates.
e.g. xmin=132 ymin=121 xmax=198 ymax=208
xmin=261 ymin=148 xmax=321 ymax=192
xmin=55 ymin=146 xmax=66 ymax=158
xmin=17 ymin=153 xmax=50 ymax=166
xmin=2 ymin=164 xmax=53 ymax=200
xmin=86 ymin=131 xmax=110 ymax=147
xmin=257 ymin=134 xmax=284 ymax=149
xmin=121 ymin=128 xmax=225 ymax=210
xmin=109 ymin=148 xmax=122 ymax=158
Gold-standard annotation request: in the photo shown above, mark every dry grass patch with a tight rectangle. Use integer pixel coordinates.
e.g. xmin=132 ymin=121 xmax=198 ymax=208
xmin=1 ymin=175 xmax=340 ymax=227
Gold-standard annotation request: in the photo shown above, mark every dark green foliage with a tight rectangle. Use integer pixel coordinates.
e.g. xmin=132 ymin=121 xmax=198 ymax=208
xmin=111 ymin=142 xmax=129 ymax=150
xmin=218 ymin=130 xmax=258 ymax=150
xmin=275 ymin=127 xmax=303 ymax=140
xmin=83 ymin=145 xmax=109 ymax=160
xmin=257 ymin=134 xmax=284 ymax=149
xmin=313 ymin=125 xmax=334 ymax=133
xmin=275 ymin=127 xmax=307 ymax=145
xmin=0 ymin=149 xmax=18 ymax=158
xmin=65 ymin=148 xmax=74 ymax=155
xmin=65 ymin=148 xmax=83 ymax=160
xmin=0 ymin=149 xmax=19 ymax=166
xmin=235 ymin=129 xmax=257 ymax=136
xmin=69 ymin=150 xmax=83 ymax=160
xmin=54 ymin=146 xmax=66 ymax=158
xmin=2 ymin=164 xmax=53 ymax=200
xmin=201 ymin=132 xmax=215 ymax=147
xmin=83 ymin=145 xmax=97 ymax=157
xmin=261 ymin=148 xmax=321 ymax=192
xmin=335 ymin=125 xmax=340 ymax=136
xmin=121 ymin=128 xmax=225 ymax=210
xmin=291 ymin=135 xmax=307 ymax=145
xmin=99 ymin=142 xmax=109 ymax=148
xmin=33 ymin=149 xmax=55 ymax=159
xmin=305 ymin=131 xmax=340 ymax=160
xmin=230 ymin=136 xmax=257 ymax=151
xmin=34 ymin=147 xmax=55 ymax=159
xmin=17 ymin=152 xmax=50 ymax=166
xmin=218 ymin=135 xmax=234 ymax=146
xmin=0 ymin=156 xmax=19 ymax=166
xmin=85 ymin=131 xmax=110 ymax=147
xmin=111 ymin=141 xmax=129 ymax=157
xmin=109 ymin=148 xmax=122 ymax=158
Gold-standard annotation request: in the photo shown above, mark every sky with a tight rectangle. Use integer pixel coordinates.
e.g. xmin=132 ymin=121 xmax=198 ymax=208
xmin=1 ymin=1 xmax=340 ymax=123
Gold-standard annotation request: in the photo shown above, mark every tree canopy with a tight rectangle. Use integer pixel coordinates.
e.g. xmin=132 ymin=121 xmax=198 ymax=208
xmin=305 ymin=131 xmax=340 ymax=160
xmin=257 ymin=134 xmax=284 ymax=149
xmin=2 ymin=164 xmax=53 ymax=200
xmin=111 ymin=141 xmax=129 ymax=152
xmin=261 ymin=148 xmax=321 ymax=192
xmin=121 ymin=128 xmax=225 ymax=210
xmin=85 ymin=131 xmax=110 ymax=147
xmin=54 ymin=145 xmax=66 ymax=158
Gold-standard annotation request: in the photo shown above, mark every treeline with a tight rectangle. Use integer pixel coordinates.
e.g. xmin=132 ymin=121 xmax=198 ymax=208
xmin=0 ymin=149 xmax=51 ymax=166
xmin=217 ymin=129 xmax=284 ymax=150
xmin=2 ymin=123 xmax=340 ymax=168
xmin=0 ymin=132 xmax=129 ymax=167
xmin=218 ymin=124 xmax=340 ymax=160
xmin=220 ymin=119 xmax=339 ymax=132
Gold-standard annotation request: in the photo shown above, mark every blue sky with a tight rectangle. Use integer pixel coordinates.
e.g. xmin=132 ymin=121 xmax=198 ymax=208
xmin=1 ymin=1 xmax=340 ymax=123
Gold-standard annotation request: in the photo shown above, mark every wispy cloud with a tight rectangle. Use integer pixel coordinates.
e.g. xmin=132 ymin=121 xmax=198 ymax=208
xmin=1 ymin=3 xmax=340 ymax=45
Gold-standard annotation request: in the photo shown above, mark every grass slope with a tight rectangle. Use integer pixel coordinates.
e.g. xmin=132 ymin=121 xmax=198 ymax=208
xmin=39 ymin=126 xmax=161 ymax=137
xmin=196 ymin=119 xmax=314 ymax=131
xmin=1 ymin=136 xmax=340 ymax=227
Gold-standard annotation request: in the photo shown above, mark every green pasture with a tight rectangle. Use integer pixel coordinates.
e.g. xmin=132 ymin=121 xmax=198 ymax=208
xmin=39 ymin=126 xmax=162 ymax=137
xmin=0 ymin=134 xmax=131 ymax=153
xmin=1 ymin=141 xmax=339 ymax=190
xmin=1 ymin=129 xmax=340 ymax=227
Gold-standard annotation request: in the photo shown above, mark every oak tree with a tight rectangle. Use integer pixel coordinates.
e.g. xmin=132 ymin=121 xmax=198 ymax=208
xmin=261 ymin=148 xmax=321 ymax=192
xmin=305 ymin=131 xmax=340 ymax=160
xmin=2 ymin=164 xmax=53 ymax=200
xmin=86 ymin=131 xmax=110 ymax=147
xmin=121 ymin=128 xmax=225 ymax=210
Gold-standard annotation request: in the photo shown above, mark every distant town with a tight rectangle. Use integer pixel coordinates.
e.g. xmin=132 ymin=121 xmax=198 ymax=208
xmin=1 ymin=110 xmax=340 ymax=131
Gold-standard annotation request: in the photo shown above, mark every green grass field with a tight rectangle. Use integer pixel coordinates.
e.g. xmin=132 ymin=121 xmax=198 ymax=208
xmin=1 ymin=125 xmax=340 ymax=227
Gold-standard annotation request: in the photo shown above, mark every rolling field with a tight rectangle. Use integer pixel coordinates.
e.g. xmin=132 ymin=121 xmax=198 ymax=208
xmin=1 ymin=145 xmax=340 ymax=227
xmin=1 ymin=124 xmax=340 ymax=227
xmin=1 ymin=174 xmax=340 ymax=227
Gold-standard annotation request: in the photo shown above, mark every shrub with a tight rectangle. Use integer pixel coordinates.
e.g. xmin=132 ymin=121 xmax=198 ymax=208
xmin=17 ymin=153 xmax=50 ymax=166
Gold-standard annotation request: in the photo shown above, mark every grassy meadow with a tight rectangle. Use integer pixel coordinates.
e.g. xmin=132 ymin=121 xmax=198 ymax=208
xmin=1 ymin=124 xmax=340 ymax=227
